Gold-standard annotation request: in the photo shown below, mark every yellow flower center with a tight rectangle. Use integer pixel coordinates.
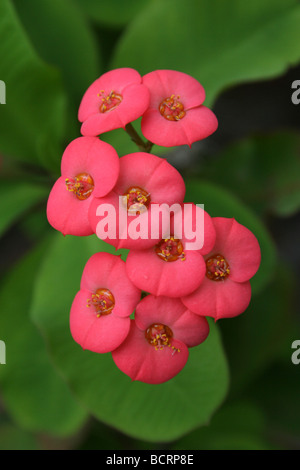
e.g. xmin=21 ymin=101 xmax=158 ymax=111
xmin=87 ymin=288 xmax=115 ymax=317
xmin=65 ymin=173 xmax=94 ymax=200
xmin=206 ymin=254 xmax=230 ymax=281
xmin=159 ymin=95 xmax=186 ymax=121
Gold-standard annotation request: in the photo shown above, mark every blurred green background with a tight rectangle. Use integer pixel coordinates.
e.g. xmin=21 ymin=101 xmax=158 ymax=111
xmin=0 ymin=0 xmax=299 ymax=450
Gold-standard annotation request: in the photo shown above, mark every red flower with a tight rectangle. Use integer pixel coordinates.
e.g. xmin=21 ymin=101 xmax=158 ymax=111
xmin=70 ymin=252 xmax=141 ymax=353
xmin=88 ymin=152 xmax=186 ymax=250
xmin=182 ymin=217 xmax=261 ymax=320
xmin=125 ymin=204 xmax=216 ymax=297
xmin=112 ymin=295 xmax=209 ymax=384
xmin=47 ymin=137 xmax=119 ymax=236
xmin=78 ymin=68 xmax=150 ymax=136
xmin=141 ymin=70 xmax=218 ymax=147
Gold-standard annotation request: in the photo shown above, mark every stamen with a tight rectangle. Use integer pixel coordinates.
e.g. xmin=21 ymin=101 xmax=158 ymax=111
xmin=87 ymin=288 xmax=115 ymax=317
xmin=155 ymin=237 xmax=185 ymax=262
xmin=159 ymin=95 xmax=186 ymax=121
xmin=206 ymin=254 xmax=230 ymax=281
xmin=65 ymin=173 xmax=94 ymax=200
xmin=123 ymin=186 xmax=151 ymax=214
xmin=145 ymin=323 xmax=180 ymax=354
xmin=146 ymin=324 xmax=170 ymax=348
xmin=98 ymin=90 xmax=122 ymax=113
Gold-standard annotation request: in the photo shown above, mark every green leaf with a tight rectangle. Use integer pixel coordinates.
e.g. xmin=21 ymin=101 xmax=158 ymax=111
xmin=0 ymin=424 xmax=38 ymax=450
xmin=78 ymin=421 xmax=127 ymax=450
xmin=0 ymin=181 xmax=48 ymax=238
xmin=0 ymin=237 xmax=87 ymax=436
xmin=184 ymin=179 xmax=277 ymax=294
xmin=0 ymin=0 xmax=65 ymax=168
xmin=220 ymin=265 xmax=294 ymax=394
xmin=74 ymin=0 xmax=151 ymax=28
xmin=247 ymin=362 xmax=300 ymax=443
xmin=111 ymin=0 xmax=300 ymax=106
xmin=13 ymin=0 xmax=101 ymax=105
xmin=19 ymin=207 xmax=52 ymax=243
xmin=172 ymin=401 xmax=273 ymax=450
xmin=199 ymin=133 xmax=300 ymax=217
xmin=31 ymin=234 xmax=229 ymax=442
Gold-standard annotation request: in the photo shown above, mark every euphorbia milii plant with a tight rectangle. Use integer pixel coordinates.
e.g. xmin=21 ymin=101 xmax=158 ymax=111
xmin=47 ymin=136 xmax=119 ymax=236
xmin=79 ymin=68 xmax=150 ymax=136
xmin=141 ymin=70 xmax=218 ymax=147
xmin=45 ymin=66 xmax=261 ymax=384
xmin=112 ymin=295 xmax=209 ymax=384
xmin=88 ymin=151 xmax=186 ymax=250
xmin=182 ymin=217 xmax=261 ymax=320
xmin=70 ymin=252 xmax=141 ymax=353
xmin=125 ymin=203 xmax=216 ymax=297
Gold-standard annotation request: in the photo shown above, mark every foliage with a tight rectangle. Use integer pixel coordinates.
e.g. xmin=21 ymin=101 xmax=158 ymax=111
xmin=0 ymin=0 xmax=299 ymax=449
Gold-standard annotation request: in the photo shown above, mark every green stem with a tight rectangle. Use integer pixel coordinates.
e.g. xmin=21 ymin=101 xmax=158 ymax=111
xmin=125 ymin=123 xmax=153 ymax=153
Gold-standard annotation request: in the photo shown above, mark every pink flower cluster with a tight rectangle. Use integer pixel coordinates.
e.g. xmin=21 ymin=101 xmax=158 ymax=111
xmin=47 ymin=68 xmax=261 ymax=384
